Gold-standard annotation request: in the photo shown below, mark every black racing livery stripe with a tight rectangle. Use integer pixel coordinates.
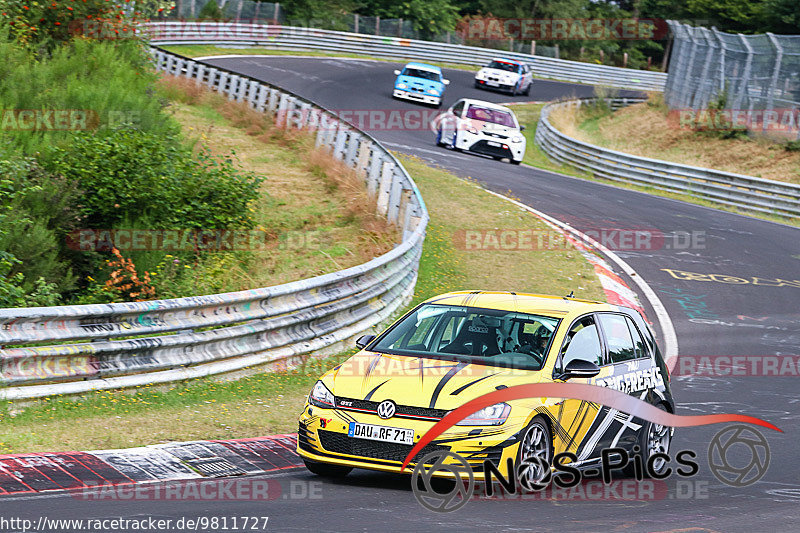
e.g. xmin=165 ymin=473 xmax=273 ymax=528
xmin=429 ymin=362 xmax=468 ymax=408
xmin=364 ymin=380 xmax=389 ymax=401
xmin=449 ymin=373 xmax=497 ymax=396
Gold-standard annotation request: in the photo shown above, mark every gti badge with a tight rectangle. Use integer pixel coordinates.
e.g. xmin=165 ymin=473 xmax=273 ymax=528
xmin=377 ymin=400 xmax=397 ymax=419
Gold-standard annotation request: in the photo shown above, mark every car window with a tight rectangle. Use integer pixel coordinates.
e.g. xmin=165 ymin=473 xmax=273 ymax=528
xmin=625 ymin=316 xmax=649 ymax=359
xmin=402 ymin=68 xmax=441 ymax=81
xmin=598 ymin=313 xmax=636 ymax=363
xmin=465 ymin=106 xmax=517 ymax=128
xmin=487 ymin=60 xmax=518 ymax=72
xmin=451 ymin=101 xmax=465 ymax=117
xmin=371 ymin=304 xmax=559 ymax=371
xmin=559 ymin=315 xmax=603 ymax=370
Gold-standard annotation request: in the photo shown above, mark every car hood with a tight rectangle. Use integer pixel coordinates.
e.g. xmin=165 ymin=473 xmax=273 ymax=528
xmin=479 ymin=68 xmax=520 ymax=79
xmin=395 ymin=75 xmax=443 ymax=91
xmin=327 ymin=351 xmax=544 ymax=411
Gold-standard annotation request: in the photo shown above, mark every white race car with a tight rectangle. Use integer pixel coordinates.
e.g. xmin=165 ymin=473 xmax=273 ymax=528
xmin=435 ymin=98 xmax=526 ymax=164
xmin=474 ymin=58 xmax=533 ymax=96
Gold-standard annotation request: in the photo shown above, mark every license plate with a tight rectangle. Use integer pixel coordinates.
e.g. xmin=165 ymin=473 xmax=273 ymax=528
xmin=487 ymin=141 xmax=501 ymax=147
xmin=348 ymin=422 xmax=414 ymax=445
xmin=486 ymin=81 xmax=499 ymax=86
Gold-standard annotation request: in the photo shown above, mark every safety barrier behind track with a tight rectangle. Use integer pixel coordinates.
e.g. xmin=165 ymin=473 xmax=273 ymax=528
xmin=143 ymin=21 xmax=667 ymax=92
xmin=535 ymin=97 xmax=800 ymax=217
xmin=0 ymin=48 xmax=428 ymax=400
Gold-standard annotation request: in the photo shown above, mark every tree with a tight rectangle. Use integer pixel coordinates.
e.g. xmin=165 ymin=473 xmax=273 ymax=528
xmin=198 ymin=0 xmax=224 ymax=20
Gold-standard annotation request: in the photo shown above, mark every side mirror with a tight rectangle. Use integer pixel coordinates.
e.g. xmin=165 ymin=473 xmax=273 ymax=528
xmin=562 ymin=359 xmax=601 ymax=380
xmin=356 ymin=334 xmax=376 ymax=349
xmin=442 ymin=79 xmax=450 ymax=85
xmin=393 ymin=70 xmax=401 ymax=76
xmin=520 ymin=125 xmax=526 ymax=131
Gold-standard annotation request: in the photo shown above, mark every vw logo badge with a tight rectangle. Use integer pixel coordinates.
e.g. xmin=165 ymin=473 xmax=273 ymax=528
xmin=377 ymin=400 xmax=396 ymax=419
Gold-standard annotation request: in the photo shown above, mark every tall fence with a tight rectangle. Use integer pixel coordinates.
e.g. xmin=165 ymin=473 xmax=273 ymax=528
xmin=0 ymin=48 xmax=428 ymax=401
xmin=665 ymin=21 xmax=800 ymax=137
xmin=145 ymin=22 xmax=667 ymax=91
xmin=535 ymin=97 xmax=800 ymax=217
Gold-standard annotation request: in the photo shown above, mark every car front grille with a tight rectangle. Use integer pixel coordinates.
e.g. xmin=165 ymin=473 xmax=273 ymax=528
xmin=317 ymin=430 xmax=449 ymax=464
xmin=469 ymin=140 xmax=513 ymax=158
xmin=335 ymin=397 xmax=449 ymax=421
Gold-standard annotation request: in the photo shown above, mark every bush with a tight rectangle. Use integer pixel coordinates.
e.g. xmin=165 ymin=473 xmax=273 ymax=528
xmin=48 ymin=128 xmax=263 ymax=231
xmin=198 ymin=0 xmax=224 ymax=20
xmin=0 ymin=153 xmax=63 ymax=307
xmin=0 ymin=38 xmax=177 ymax=155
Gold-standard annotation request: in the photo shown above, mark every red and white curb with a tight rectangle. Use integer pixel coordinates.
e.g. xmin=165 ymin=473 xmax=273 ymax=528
xmin=0 ymin=435 xmax=302 ymax=496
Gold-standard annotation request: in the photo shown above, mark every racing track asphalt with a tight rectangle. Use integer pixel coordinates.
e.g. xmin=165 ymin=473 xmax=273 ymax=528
xmin=4 ymin=57 xmax=799 ymax=532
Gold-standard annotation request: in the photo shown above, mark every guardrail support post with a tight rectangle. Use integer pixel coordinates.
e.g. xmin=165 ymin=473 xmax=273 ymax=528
xmin=376 ymin=161 xmax=394 ymax=216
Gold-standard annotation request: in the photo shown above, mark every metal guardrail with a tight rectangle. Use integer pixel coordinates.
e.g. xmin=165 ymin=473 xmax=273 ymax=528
xmin=143 ymin=21 xmax=667 ymax=92
xmin=535 ymin=97 xmax=800 ymax=218
xmin=0 ymin=48 xmax=429 ymax=400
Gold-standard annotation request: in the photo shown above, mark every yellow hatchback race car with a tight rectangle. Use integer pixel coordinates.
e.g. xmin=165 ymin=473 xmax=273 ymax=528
xmin=297 ymin=291 xmax=673 ymax=481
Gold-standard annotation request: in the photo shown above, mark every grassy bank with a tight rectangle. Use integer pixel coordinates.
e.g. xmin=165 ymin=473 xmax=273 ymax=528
xmin=0 ymin=138 xmax=605 ymax=453
xmin=150 ymin=75 xmax=396 ymax=296
xmin=548 ymin=93 xmax=800 ymax=185
xmin=509 ymin=100 xmax=799 ymax=227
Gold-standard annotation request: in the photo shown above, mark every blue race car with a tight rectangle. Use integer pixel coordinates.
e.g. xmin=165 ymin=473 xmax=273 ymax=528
xmin=392 ymin=62 xmax=450 ymax=107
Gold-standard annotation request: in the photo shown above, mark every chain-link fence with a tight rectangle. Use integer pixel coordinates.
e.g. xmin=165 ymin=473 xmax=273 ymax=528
xmin=665 ymin=20 xmax=800 ymax=137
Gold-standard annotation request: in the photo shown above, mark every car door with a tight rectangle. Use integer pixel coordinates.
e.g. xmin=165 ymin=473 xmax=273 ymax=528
xmin=551 ymin=313 xmax=610 ymax=459
xmin=522 ymin=64 xmax=533 ymax=89
xmin=593 ymin=312 xmax=665 ymax=452
xmin=440 ymin=99 xmax=464 ymax=141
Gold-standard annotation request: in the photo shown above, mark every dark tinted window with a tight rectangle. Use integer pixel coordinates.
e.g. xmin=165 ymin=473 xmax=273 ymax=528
xmin=625 ymin=316 xmax=648 ymax=359
xmin=599 ymin=313 xmax=636 ymax=363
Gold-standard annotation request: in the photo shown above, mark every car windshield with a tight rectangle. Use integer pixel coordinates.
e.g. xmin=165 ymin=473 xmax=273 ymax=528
xmin=487 ymin=61 xmax=519 ymax=72
xmin=371 ymin=304 xmax=560 ymax=371
xmin=465 ymin=106 xmax=517 ymax=127
xmin=402 ymin=68 xmax=441 ymax=81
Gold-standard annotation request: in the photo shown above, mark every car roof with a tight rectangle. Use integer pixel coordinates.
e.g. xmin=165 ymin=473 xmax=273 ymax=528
xmin=403 ymin=62 xmax=442 ymax=73
xmin=457 ymin=99 xmax=515 ymax=112
xmin=421 ymin=291 xmax=623 ymax=318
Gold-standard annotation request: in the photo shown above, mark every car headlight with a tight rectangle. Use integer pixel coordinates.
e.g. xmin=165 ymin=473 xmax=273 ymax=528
xmin=427 ymin=88 xmax=440 ymax=95
xmin=466 ymin=126 xmax=479 ymax=134
xmin=308 ymin=380 xmax=335 ymax=408
xmin=456 ymin=402 xmax=511 ymax=426
xmin=396 ymin=83 xmax=407 ymax=90
xmin=511 ymin=135 xmax=523 ymax=143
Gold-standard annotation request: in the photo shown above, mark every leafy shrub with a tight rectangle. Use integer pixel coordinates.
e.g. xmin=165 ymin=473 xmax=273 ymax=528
xmin=0 ymin=38 xmax=177 ymax=155
xmin=48 ymin=128 xmax=263 ymax=231
xmin=0 ymin=0 xmax=174 ymax=54
xmin=0 ymin=153 xmax=63 ymax=307
xmin=198 ymin=0 xmax=224 ymax=20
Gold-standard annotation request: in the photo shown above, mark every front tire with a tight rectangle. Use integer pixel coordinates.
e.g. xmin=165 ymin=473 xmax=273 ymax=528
xmin=435 ymin=128 xmax=446 ymax=147
xmin=510 ymin=159 xmax=521 ymax=165
xmin=516 ymin=416 xmax=553 ymax=491
xmin=303 ymin=459 xmax=352 ymax=478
